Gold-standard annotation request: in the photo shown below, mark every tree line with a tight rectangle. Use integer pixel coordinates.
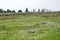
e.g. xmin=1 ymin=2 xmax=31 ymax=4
xmin=0 ymin=8 xmax=51 ymax=13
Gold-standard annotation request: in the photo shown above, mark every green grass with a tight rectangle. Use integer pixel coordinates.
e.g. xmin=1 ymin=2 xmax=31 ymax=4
xmin=0 ymin=14 xmax=60 ymax=40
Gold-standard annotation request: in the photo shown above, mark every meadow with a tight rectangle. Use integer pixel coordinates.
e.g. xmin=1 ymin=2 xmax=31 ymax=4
xmin=0 ymin=12 xmax=60 ymax=40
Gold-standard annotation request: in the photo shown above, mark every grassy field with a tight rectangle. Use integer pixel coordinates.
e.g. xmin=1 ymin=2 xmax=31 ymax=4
xmin=0 ymin=13 xmax=60 ymax=40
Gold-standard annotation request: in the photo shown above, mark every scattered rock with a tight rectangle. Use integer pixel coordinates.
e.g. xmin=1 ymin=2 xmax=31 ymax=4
xmin=28 ymin=31 xmax=35 ymax=33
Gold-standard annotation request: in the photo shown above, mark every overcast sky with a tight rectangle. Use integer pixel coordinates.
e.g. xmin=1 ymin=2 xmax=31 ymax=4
xmin=0 ymin=0 xmax=60 ymax=12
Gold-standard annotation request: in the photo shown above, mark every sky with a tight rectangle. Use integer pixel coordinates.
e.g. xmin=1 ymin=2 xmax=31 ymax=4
xmin=0 ymin=0 xmax=60 ymax=12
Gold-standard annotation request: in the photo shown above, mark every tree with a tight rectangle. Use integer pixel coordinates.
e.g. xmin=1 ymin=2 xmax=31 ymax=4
xmin=38 ymin=9 xmax=40 ymax=12
xmin=7 ymin=9 xmax=11 ymax=13
xmin=25 ymin=8 xmax=29 ymax=12
xmin=33 ymin=9 xmax=35 ymax=12
xmin=12 ymin=10 xmax=16 ymax=13
xmin=58 ymin=11 xmax=60 ymax=13
xmin=0 ymin=9 xmax=3 ymax=13
xmin=3 ymin=10 xmax=7 ymax=13
xmin=41 ymin=8 xmax=45 ymax=12
xmin=18 ymin=10 xmax=22 ymax=12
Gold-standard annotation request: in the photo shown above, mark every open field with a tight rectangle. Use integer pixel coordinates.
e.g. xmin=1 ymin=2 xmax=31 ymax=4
xmin=0 ymin=13 xmax=60 ymax=40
